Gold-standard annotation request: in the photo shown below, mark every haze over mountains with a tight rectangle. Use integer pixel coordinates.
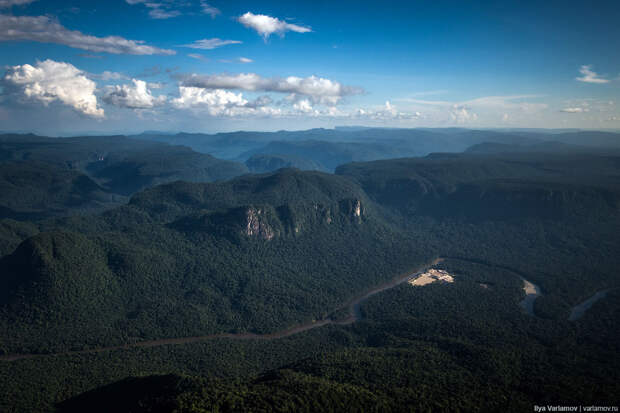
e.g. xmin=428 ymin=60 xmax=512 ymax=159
xmin=133 ymin=127 xmax=620 ymax=172
xmin=0 ymin=127 xmax=619 ymax=411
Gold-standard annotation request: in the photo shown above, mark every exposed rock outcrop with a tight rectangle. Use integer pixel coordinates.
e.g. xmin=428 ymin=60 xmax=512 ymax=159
xmin=244 ymin=207 xmax=276 ymax=240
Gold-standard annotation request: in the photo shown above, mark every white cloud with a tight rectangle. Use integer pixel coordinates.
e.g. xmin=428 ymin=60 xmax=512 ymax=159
xmin=3 ymin=59 xmax=104 ymax=117
xmin=179 ymin=73 xmax=361 ymax=105
xmin=173 ymin=88 xmax=276 ymax=115
xmin=127 ymin=0 xmax=219 ymax=19
xmin=560 ymin=107 xmax=588 ymax=113
xmin=238 ymin=12 xmax=311 ymax=39
xmin=350 ymin=101 xmax=420 ymax=121
xmin=148 ymin=8 xmax=181 ymax=19
xmin=0 ymin=0 xmax=35 ymax=7
xmin=0 ymin=14 xmax=175 ymax=55
xmin=171 ymin=86 xmax=283 ymax=117
xmin=218 ymin=57 xmax=254 ymax=64
xmin=450 ymin=105 xmax=478 ymax=123
xmin=293 ymin=99 xmax=315 ymax=114
xmin=172 ymin=87 xmax=247 ymax=109
xmin=462 ymin=95 xmax=547 ymax=113
xmin=78 ymin=53 xmax=103 ymax=59
xmin=103 ymin=79 xmax=166 ymax=109
xmin=200 ymin=1 xmax=220 ymax=17
xmin=562 ymin=98 xmax=616 ymax=113
xmin=248 ymin=95 xmax=272 ymax=108
xmin=576 ymin=65 xmax=609 ymax=84
xmin=181 ymin=38 xmax=242 ymax=50
xmin=99 ymin=71 xmax=127 ymax=81
xmin=403 ymin=95 xmax=547 ymax=124
xmin=125 ymin=0 xmax=180 ymax=19
xmin=188 ymin=53 xmax=208 ymax=61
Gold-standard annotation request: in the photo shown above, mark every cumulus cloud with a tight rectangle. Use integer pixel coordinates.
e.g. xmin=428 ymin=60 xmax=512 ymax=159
xmin=0 ymin=0 xmax=35 ymax=8
xmin=2 ymin=59 xmax=104 ymax=117
xmin=181 ymin=38 xmax=242 ymax=50
xmin=238 ymin=57 xmax=253 ymax=63
xmin=171 ymin=86 xmax=282 ymax=117
xmin=238 ymin=12 xmax=311 ymax=39
xmin=172 ymin=87 xmax=247 ymax=109
xmin=450 ymin=105 xmax=478 ymax=123
xmin=179 ymin=73 xmax=361 ymax=105
xmin=576 ymin=65 xmax=609 ymax=84
xmin=560 ymin=107 xmax=588 ymax=113
xmin=293 ymin=99 xmax=315 ymax=114
xmin=247 ymin=95 xmax=272 ymax=108
xmin=0 ymin=14 xmax=175 ymax=55
xmin=103 ymin=79 xmax=166 ymax=109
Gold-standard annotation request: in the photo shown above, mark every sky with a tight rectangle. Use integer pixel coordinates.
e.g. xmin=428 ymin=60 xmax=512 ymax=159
xmin=0 ymin=0 xmax=619 ymax=135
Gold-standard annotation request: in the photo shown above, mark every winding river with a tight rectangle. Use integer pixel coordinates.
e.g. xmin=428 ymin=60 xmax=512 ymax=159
xmin=0 ymin=258 xmax=443 ymax=362
xmin=1 ymin=257 xmax=610 ymax=362
xmin=568 ymin=290 xmax=610 ymax=321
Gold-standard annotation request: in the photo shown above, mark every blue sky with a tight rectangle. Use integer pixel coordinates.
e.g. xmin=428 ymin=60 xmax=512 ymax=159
xmin=1 ymin=0 xmax=619 ymax=134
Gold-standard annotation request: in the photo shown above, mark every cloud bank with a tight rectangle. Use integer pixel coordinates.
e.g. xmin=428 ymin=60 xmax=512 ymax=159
xmin=179 ymin=73 xmax=362 ymax=105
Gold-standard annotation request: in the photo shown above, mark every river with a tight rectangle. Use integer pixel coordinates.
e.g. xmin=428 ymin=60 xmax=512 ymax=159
xmin=0 ymin=258 xmax=443 ymax=362
xmin=568 ymin=290 xmax=610 ymax=321
xmin=519 ymin=278 xmax=543 ymax=316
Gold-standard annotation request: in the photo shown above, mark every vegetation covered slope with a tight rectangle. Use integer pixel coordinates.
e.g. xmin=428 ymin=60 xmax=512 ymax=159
xmin=0 ymin=133 xmax=248 ymax=210
xmin=245 ymin=153 xmax=323 ymax=173
xmin=0 ymin=134 xmax=249 ymax=254
xmin=1 ymin=147 xmax=619 ymax=412
xmin=0 ymin=169 xmax=429 ymax=354
xmin=53 ymin=260 xmax=620 ymax=412
xmin=337 ymin=152 xmax=620 ymax=314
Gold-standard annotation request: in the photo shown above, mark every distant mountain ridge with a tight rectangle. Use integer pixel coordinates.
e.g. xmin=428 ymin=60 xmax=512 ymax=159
xmin=131 ymin=128 xmax=620 ymax=172
xmin=0 ymin=134 xmax=248 ymax=219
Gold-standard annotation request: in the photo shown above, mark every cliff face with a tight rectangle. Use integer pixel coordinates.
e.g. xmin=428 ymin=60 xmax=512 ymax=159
xmin=171 ymin=198 xmax=366 ymax=241
xmin=244 ymin=207 xmax=276 ymax=240
xmin=240 ymin=198 xmax=365 ymax=240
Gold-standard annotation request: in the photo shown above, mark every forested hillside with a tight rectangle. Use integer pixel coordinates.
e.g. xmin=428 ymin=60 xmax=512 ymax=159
xmin=0 ymin=134 xmax=248 ymax=215
xmin=1 ymin=143 xmax=619 ymax=412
